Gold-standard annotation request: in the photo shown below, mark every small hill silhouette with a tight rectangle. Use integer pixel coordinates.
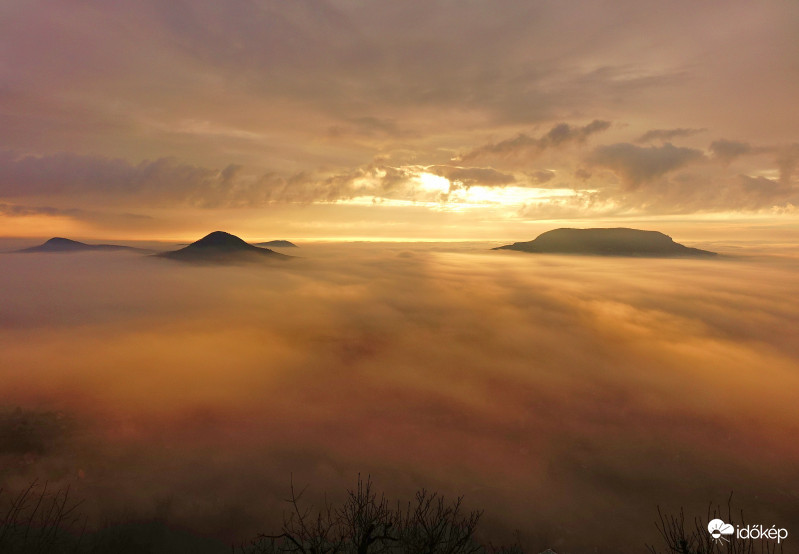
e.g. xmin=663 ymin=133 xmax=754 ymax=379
xmin=158 ymin=231 xmax=292 ymax=264
xmin=17 ymin=237 xmax=138 ymax=253
xmin=255 ymin=240 xmax=298 ymax=248
xmin=495 ymin=228 xmax=716 ymax=257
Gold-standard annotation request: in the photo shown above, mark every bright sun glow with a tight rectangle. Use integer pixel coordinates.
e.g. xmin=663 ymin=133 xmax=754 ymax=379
xmin=416 ymin=172 xmax=451 ymax=194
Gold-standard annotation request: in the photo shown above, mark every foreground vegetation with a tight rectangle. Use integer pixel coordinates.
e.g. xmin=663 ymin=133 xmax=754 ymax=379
xmin=0 ymin=477 xmax=785 ymax=553
xmin=236 ymin=475 xmax=508 ymax=554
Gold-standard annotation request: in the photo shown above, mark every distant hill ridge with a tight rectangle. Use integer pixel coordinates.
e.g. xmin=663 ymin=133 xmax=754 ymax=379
xmin=17 ymin=237 xmax=138 ymax=253
xmin=256 ymin=240 xmax=297 ymax=248
xmin=495 ymin=228 xmax=716 ymax=257
xmin=158 ymin=231 xmax=292 ymax=263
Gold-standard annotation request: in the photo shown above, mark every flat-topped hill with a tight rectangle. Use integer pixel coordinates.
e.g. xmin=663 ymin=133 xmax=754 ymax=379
xmin=494 ymin=228 xmax=716 ymax=257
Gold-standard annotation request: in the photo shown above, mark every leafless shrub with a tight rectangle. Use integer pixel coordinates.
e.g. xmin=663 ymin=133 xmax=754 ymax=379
xmin=245 ymin=476 xmax=344 ymax=554
xmin=396 ymin=488 xmax=482 ymax=554
xmin=338 ymin=474 xmax=398 ymax=554
xmin=240 ymin=475 xmax=486 ymax=554
xmin=0 ymin=480 xmax=85 ymax=554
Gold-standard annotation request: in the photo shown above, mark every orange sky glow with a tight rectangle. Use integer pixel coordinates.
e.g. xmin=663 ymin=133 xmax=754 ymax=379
xmin=1 ymin=1 xmax=798 ymax=242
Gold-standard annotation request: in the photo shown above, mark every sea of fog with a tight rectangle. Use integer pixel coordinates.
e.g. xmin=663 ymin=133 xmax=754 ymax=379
xmin=1 ymin=241 xmax=798 ymax=552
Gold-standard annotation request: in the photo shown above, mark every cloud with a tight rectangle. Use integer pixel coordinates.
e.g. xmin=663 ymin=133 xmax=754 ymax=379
xmin=635 ymin=128 xmax=705 ymax=143
xmin=0 ymin=151 xmax=525 ymax=208
xmin=776 ymin=143 xmax=799 ymax=185
xmin=0 ymin=151 xmax=228 ymax=203
xmin=1 ymin=0 xmax=797 ymax=200
xmin=0 ymin=203 xmax=81 ymax=218
xmin=0 ymin=0 xmax=694 ymax=168
xmin=587 ymin=142 xmax=705 ymax=189
xmin=708 ymin=139 xmax=759 ymax=164
xmin=427 ymin=166 xmax=515 ymax=187
xmin=2 ymin=2 xmax=797 ymax=224
xmin=0 ymin=202 xmax=152 ymax=226
xmin=596 ymin=171 xmax=797 ymax=215
xmin=517 ymin=191 xmax=616 ymax=219
xmin=328 ymin=116 xmax=412 ymax=139
xmin=2 ymin=147 xmax=794 ymax=225
xmin=581 ymin=140 xmax=799 ymax=214
xmin=530 ymin=170 xmax=556 ymax=184
xmin=457 ymin=120 xmax=611 ymax=162
xmin=0 ymin=151 xmax=351 ymax=208
xmin=0 ymin=152 xmax=457 ymax=208
xmin=738 ymin=174 xmax=785 ymax=196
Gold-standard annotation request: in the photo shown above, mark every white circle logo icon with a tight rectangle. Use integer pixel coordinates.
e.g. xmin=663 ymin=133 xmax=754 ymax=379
xmin=708 ymin=519 xmax=735 ymax=542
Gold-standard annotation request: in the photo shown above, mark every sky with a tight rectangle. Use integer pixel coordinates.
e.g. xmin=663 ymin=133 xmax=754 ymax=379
xmin=2 ymin=0 xmax=799 ymax=241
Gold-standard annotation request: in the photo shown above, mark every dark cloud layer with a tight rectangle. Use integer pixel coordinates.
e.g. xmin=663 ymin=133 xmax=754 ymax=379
xmin=635 ymin=128 xmax=706 ymax=143
xmin=0 ymin=151 xmax=358 ymax=208
xmin=530 ymin=170 xmax=555 ymax=184
xmin=0 ymin=202 xmax=151 ymax=228
xmin=587 ymin=142 xmax=705 ymax=189
xmin=0 ymin=151 xmax=515 ymax=210
xmin=0 ymin=203 xmax=81 ymax=218
xmin=428 ymin=165 xmax=515 ymax=188
xmin=0 ymin=151 xmax=234 ymax=205
xmin=2 ymin=141 xmax=797 ymax=227
xmin=709 ymin=139 xmax=760 ymax=164
xmin=457 ymin=120 xmax=611 ymax=162
xmin=776 ymin=143 xmax=799 ymax=185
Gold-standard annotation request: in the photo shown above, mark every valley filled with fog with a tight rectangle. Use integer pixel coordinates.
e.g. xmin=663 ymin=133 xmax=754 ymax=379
xmin=1 ymin=241 xmax=798 ymax=552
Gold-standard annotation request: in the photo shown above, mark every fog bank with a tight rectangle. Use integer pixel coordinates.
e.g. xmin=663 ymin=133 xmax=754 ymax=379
xmin=1 ymin=243 xmax=797 ymax=552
